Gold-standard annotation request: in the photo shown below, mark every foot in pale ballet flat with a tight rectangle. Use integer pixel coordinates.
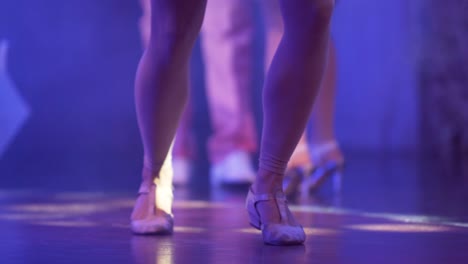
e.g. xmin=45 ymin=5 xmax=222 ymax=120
xmin=131 ymin=183 xmax=173 ymax=235
xmin=131 ymin=160 xmax=174 ymax=235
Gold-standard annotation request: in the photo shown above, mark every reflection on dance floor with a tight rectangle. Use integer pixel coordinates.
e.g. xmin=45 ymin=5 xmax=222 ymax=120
xmin=1 ymin=188 xmax=467 ymax=264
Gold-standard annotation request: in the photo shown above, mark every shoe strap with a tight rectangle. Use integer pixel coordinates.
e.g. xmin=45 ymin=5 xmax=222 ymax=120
xmin=250 ymin=189 xmax=286 ymax=203
xmin=250 ymin=189 xmax=289 ymax=224
xmin=310 ymin=140 xmax=346 ymax=166
xmin=310 ymin=141 xmax=338 ymax=159
xmin=138 ymin=180 xmax=155 ymax=194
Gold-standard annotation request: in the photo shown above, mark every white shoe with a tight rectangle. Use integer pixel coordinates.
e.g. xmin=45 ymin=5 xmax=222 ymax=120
xmin=172 ymin=158 xmax=191 ymax=186
xmin=210 ymin=150 xmax=256 ymax=186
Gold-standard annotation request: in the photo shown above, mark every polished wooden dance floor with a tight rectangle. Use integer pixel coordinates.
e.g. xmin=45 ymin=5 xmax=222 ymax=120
xmin=1 ymin=185 xmax=468 ymax=264
xmin=1 ymin=157 xmax=468 ymax=263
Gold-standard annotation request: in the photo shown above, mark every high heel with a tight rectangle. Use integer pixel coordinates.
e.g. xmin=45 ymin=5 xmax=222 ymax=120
xmin=303 ymin=141 xmax=344 ymax=193
xmin=246 ymin=188 xmax=306 ymax=245
xmin=283 ymin=167 xmax=309 ymax=196
xmin=303 ymin=162 xmax=343 ymax=193
xmin=131 ymin=162 xmax=174 ymax=235
xmin=283 ymin=139 xmax=313 ymax=196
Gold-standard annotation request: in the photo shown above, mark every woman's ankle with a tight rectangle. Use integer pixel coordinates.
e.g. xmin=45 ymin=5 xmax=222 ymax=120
xmin=252 ymin=169 xmax=283 ymax=194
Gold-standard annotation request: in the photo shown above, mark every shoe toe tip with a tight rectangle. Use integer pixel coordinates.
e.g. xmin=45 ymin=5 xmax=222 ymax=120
xmin=262 ymin=225 xmax=306 ymax=245
xmin=131 ymin=218 xmax=174 ymax=235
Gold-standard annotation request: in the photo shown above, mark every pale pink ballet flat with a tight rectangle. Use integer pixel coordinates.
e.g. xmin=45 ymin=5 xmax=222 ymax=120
xmin=131 ymin=181 xmax=174 ymax=235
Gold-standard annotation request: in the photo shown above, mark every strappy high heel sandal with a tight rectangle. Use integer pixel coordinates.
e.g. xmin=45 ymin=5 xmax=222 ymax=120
xmin=302 ymin=141 xmax=344 ymax=193
xmin=246 ymin=188 xmax=306 ymax=245
xmin=283 ymin=141 xmax=314 ymax=196
xmin=283 ymin=166 xmax=311 ymax=196
xmin=131 ymin=163 xmax=174 ymax=235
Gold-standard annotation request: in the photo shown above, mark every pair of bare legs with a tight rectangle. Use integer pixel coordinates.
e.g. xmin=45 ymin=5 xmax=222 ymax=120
xmin=131 ymin=0 xmax=334 ymax=245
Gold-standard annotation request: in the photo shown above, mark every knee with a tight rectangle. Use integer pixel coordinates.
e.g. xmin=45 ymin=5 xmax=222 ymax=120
xmin=283 ymin=0 xmax=335 ymax=32
xmin=265 ymin=12 xmax=284 ymax=35
xmin=311 ymin=0 xmax=335 ymax=23
xmin=148 ymin=9 xmax=204 ymax=58
xmin=149 ymin=22 xmax=200 ymax=55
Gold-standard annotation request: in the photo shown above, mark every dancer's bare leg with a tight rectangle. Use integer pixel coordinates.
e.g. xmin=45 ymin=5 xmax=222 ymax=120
xmin=255 ymin=0 xmax=334 ymax=193
xmin=308 ymin=41 xmax=344 ymax=165
xmin=247 ymin=0 xmax=334 ymax=245
xmin=131 ymin=0 xmax=206 ymax=234
xmin=261 ymin=0 xmax=311 ymax=171
xmin=262 ymin=0 xmax=343 ymax=181
xmin=138 ymin=0 xmax=197 ymax=185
